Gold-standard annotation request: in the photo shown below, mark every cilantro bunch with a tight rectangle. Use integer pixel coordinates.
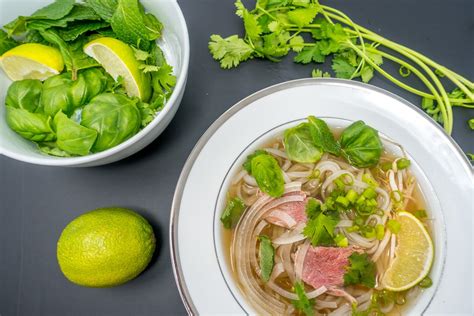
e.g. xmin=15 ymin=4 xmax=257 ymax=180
xmin=209 ymin=0 xmax=474 ymax=136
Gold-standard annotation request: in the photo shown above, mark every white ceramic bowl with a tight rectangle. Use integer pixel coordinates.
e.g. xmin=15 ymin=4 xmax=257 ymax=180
xmin=0 ymin=0 xmax=189 ymax=167
xmin=170 ymin=79 xmax=473 ymax=315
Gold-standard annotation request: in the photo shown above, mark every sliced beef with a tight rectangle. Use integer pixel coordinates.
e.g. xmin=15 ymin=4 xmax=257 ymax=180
xmin=265 ymin=191 xmax=307 ymax=229
xmin=301 ymin=246 xmax=354 ymax=289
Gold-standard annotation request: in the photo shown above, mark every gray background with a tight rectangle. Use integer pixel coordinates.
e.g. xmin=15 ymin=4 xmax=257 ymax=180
xmin=1 ymin=0 xmax=473 ymax=315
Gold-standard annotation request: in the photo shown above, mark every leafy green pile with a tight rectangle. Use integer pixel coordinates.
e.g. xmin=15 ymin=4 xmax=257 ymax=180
xmin=209 ymin=0 xmax=474 ymax=135
xmin=0 ymin=0 xmax=176 ymax=156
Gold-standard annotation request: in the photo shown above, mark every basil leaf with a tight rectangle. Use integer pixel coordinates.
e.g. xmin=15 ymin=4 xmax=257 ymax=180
xmin=307 ymin=116 xmax=340 ymax=155
xmin=6 ymin=79 xmax=43 ymax=113
xmin=283 ymin=122 xmax=322 ymax=163
xmin=339 ymin=120 xmax=383 ymax=168
xmin=258 ymin=235 xmax=274 ymax=282
xmin=38 ymin=142 xmax=72 ymax=157
xmin=6 ymin=106 xmax=55 ymax=142
xmin=53 ymin=112 xmax=97 ymax=156
xmin=81 ymin=93 xmax=141 ymax=152
xmin=251 ymin=154 xmax=285 ymax=197
xmin=220 ymin=197 xmax=246 ymax=229
xmin=243 ymin=149 xmax=267 ymax=174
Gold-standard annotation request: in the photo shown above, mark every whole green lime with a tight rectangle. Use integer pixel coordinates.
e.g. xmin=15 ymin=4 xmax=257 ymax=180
xmin=57 ymin=207 xmax=155 ymax=287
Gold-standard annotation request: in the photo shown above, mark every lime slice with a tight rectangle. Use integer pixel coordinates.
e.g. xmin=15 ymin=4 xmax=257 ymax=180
xmin=382 ymin=212 xmax=434 ymax=291
xmin=0 ymin=43 xmax=64 ymax=81
xmin=83 ymin=37 xmax=150 ymax=101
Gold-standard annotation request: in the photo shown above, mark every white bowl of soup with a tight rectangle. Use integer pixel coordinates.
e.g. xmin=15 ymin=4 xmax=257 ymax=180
xmin=170 ymin=79 xmax=473 ymax=315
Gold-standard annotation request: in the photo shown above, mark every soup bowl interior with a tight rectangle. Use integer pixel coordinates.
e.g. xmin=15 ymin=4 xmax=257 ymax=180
xmin=214 ymin=117 xmax=446 ymax=315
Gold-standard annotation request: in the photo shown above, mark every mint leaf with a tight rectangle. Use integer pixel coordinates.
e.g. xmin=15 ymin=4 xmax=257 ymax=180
xmin=31 ymin=0 xmax=75 ymax=19
xmin=56 ymin=21 xmax=109 ymax=41
xmin=307 ymin=115 xmax=341 ymax=155
xmin=85 ymin=0 xmax=118 ymax=22
xmin=258 ymin=235 xmax=275 ymax=282
xmin=344 ymin=253 xmax=376 ymax=288
xmin=111 ymin=0 xmax=162 ymax=50
xmin=220 ymin=197 xmax=246 ymax=229
xmin=27 ymin=5 xmax=101 ymax=31
xmin=0 ymin=30 xmax=18 ymax=55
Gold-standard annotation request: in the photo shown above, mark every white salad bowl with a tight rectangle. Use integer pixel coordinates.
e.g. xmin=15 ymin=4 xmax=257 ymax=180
xmin=0 ymin=0 xmax=189 ymax=167
xmin=170 ymin=79 xmax=473 ymax=315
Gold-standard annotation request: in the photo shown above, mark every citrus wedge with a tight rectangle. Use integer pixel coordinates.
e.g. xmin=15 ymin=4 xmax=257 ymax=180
xmin=83 ymin=37 xmax=150 ymax=101
xmin=0 ymin=43 xmax=64 ymax=81
xmin=382 ymin=211 xmax=434 ymax=291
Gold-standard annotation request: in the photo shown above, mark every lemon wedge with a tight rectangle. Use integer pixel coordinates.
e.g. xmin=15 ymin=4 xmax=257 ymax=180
xmin=0 ymin=43 xmax=64 ymax=81
xmin=83 ymin=37 xmax=150 ymax=101
xmin=382 ymin=211 xmax=434 ymax=291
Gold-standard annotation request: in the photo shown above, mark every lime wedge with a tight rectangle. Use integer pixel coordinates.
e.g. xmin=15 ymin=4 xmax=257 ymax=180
xmin=83 ymin=37 xmax=150 ymax=101
xmin=382 ymin=211 xmax=434 ymax=291
xmin=0 ymin=43 xmax=64 ymax=81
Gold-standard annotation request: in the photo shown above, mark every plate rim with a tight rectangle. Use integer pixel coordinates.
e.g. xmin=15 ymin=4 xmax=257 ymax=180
xmin=169 ymin=78 xmax=473 ymax=315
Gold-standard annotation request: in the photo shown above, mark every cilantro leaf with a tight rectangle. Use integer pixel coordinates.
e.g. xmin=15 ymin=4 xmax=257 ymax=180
xmin=243 ymin=10 xmax=262 ymax=40
xmin=209 ymin=34 xmax=255 ymax=69
xmin=294 ymin=43 xmax=325 ymax=64
xmin=259 ymin=32 xmax=291 ymax=57
xmin=258 ymin=235 xmax=275 ymax=282
xmin=289 ymin=35 xmax=305 ymax=52
xmin=291 ymin=281 xmax=315 ymax=316
xmin=344 ymin=253 xmax=376 ymax=288
xmin=311 ymin=68 xmax=331 ymax=78
xmin=287 ymin=5 xmax=318 ymax=28
xmin=332 ymin=55 xmax=356 ymax=79
xmin=220 ymin=197 xmax=246 ymax=229
xmin=303 ymin=206 xmax=338 ymax=246
xmin=305 ymin=198 xmax=322 ymax=219
xmin=243 ymin=149 xmax=268 ymax=173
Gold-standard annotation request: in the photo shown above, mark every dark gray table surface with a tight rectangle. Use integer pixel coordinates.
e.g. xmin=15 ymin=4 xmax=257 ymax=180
xmin=1 ymin=0 xmax=472 ymax=315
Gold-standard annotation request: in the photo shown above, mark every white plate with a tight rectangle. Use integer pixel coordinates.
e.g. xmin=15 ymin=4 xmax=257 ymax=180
xmin=170 ymin=79 xmax=473 ymax=315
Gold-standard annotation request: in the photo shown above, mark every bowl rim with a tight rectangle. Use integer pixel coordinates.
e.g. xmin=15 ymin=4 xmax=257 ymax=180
xmin=0 ymin=0 xmax=190 ymax=166
xmin=169 ymin=78 xmax=472 ymax=315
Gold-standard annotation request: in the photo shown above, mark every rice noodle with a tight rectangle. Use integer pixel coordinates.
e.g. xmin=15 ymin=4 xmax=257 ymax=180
xmin=264 ymin=147 xmax=288 ymax=159
xmin=244 ymin=174 xmax=258 ymax=187
xmin=316 ymin=300 xmax=338 ymax=309
xmin=372 ymin=229 xmax=391 ymax=262
xmin=280 ymin=244 xmax=295 ymax=283
xmin=336 ymin=219 xmax=353 ymax=228
xmin=232 ymin=170 xmax=247 ymax=185
xmin=282 ymin=159 xmax=292 ymax=171
xmin=307 ymin=286 xmax=328 ymax=299
xmin=282 ymin=171 xmax=292 ymax=184
xmin=328 ymin=303 xmax=351 ymax=316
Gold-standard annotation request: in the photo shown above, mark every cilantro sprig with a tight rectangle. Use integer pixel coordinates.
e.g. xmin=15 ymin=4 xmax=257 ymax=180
xmin=209 ymin=0 xmax=474 ymax=136
xmin=344 ymin=253 xmax=376 ymax=288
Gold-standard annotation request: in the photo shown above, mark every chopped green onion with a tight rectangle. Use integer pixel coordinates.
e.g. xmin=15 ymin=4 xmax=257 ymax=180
xmin=334 ymin=178 xmax=345 ymax=189
xmin=418 ymin=276 xmax=433 ymax=288
xmin=334 ymin=233 xmax=348 ymax=247
xmin=354 ymin=217 xmax=365 ymax=226
xmin=336 ymin=196 xmax=350 ymax=208
xmin=375 ymin=224 xmax=385 ymax=240
xmin=362 ymin=174 xmax=378 ymax=187
xmin=387 ymin=219 xmax=401 ymax=234
xmin=339 ymin=174 xmax=354 ymax=185
xmin=366 ymin=198 xmax=378 ymax=207
xmin=390 ymin=190 xmax=404 ymax=203
xmin=347 ymin=225 xmax=359 ymax=232
xmin=356 ymin=195 xmax=366 ymax=205
xmin=413 ymin=209 xmax=427 ymax=219
xmin=363 ymin=226 xmax=376 ymax=238
xmin=363 ymin=187 xmax=377 ymax=199
xmin=381 ymin=162 xmax=392 ymax=171
xmin=345 ymin=189 xmax=358 ymax=203
xmin=396 ymin=158 xmax=411 ymax=170
xmin=468 ymin=118 xmax=474 ymax=130
xmin=309 ymin=169 xmax=321 ymax=179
